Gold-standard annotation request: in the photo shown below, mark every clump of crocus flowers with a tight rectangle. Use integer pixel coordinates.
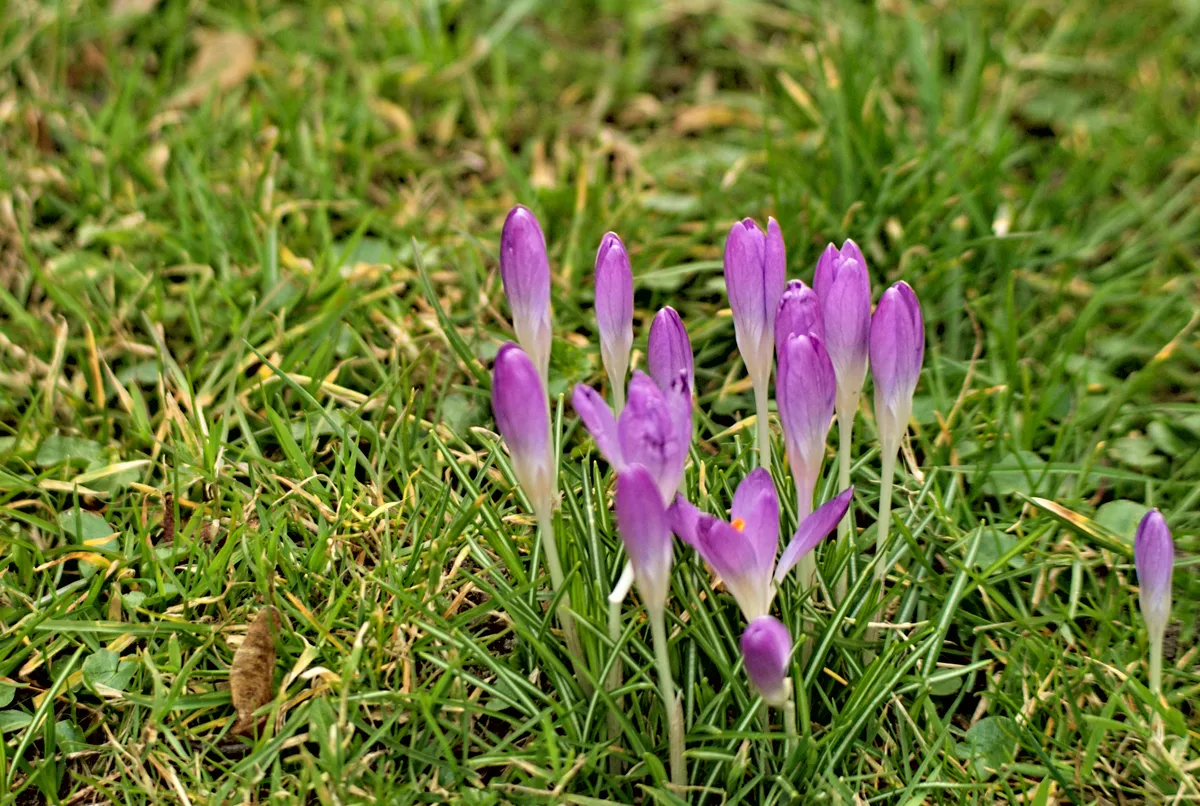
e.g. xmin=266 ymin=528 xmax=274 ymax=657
xmin=485 ymin=203 xmax=1180 ymax=784
xmin=489 ymin=204 xmax=925 ymax=786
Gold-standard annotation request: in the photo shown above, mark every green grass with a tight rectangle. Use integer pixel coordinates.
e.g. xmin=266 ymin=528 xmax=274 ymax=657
xmin=2 ymin=0 xmax=1199 ymax=802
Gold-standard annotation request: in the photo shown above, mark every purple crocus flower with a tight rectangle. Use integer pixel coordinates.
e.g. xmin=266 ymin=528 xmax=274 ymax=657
xmin=869 ymin=281 xmax=924 ymax=454
xmin=573 ymin=370 xmax=691 ymax=504
xmin=777 ymin=333 xmax=837 ymax=518
xmin=492 ymin=343 xmax=553 ymax=517
xmin=725 ymin=218 xmax=788 ymax=388
xmin=741 ymin=615 xmax=792 ymax=707
xmin=668 ymin=470 xmax=852 ymax=621
xmin=595 ymin=233 xmax=634 ymax=410
xmin=1135 ymin=509 xmax=1174 ymax=642
xmin=647 ymin=306 xmax=693 ymax=394
xmin=500 ymin=206 xmax=553 ymax=387
xmin=774 ymin=279 xmax=824 ymax=380
xmin=725 ymin=218 xmax=788 ymax=470
xmin=814 ymin=240 xmax=871 ymax=411
xmin=615 ymin=464 xmax=675 ymax=615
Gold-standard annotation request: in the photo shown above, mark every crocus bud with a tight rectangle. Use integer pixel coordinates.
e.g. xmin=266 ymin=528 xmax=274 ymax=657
xmin=492 ymin=343 xmax=553 ymax=518
xmin=616 ymin=464 xmax=675 ymax=615
xmin=814 ymin=241 xmax=871 ymax=411
xmin=573 ymin=370 xmax=691 ymax=504
xmin=500 ymin=206 xmax=553 ymax=387
xmin=774 ymin=280 xmax=824 ymax=379
xmin=647 ymin=306 xmax=693 ymax=394
xmin=724 ymin=218 xmax=787 ymax=391
xmin=1135 ymin=509 xmax=1174 ymax=640
xmin=595 ymin=233 xmax=634 ymax=405
xmin=869 ymin=282 xmax=924 ymax=454
xmin=741 ymin=615 xmax=792 ymax=707
xmin=777 ymin=333 xmax=836 ymax=517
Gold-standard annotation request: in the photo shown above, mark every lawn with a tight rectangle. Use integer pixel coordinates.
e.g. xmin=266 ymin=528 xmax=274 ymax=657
xmin=1 ymin=0 xmax=1198 ymax=802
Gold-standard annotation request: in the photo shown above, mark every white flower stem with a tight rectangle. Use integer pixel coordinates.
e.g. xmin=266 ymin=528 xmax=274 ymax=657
xmin=1150 ymin=627 xmax=1164 ymax=744
xmin=650 ymin=609 xmax=685 ymax=788
xmin=754 ymin=381 xmax=771 ymax=472
xmin=794 ymin=476 xmax=816 ymax=668
xmin=867 ymin=449 xmax=897 ymax=647
xmin=784 ymin=691 xmax=797 ymax=753
xmin=538 ymin=510 xmax=587 ymax=684
xmin=833 ymin=401 xmax=855 ymax=603
xmin=605 ymin=564 xmax=634 ymax=773
xmin=606 ymin=361 xmax=627 ymax=416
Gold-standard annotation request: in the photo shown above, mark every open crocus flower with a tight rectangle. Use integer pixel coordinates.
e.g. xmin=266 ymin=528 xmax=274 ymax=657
xmin=669 ymin=469 xmax=853 ymax=622
xmin=573 ymin=370 xmax=692 ymax=504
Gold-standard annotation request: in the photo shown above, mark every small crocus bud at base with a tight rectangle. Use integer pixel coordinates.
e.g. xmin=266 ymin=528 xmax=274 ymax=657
xmin=595 ymin=232 xmax=634 ymax=410
xmin=1135 ymin=509 xmax=1174 ymax=641
xmin=492 ymin=343 xmax=553 ymax=518
xmin=647 ymin=307 xmax=693 ymax=395
xmin=500 ymin=206 xmax=553 ymax=388
xmin=741 ymin=615 xmax=792 ymax=707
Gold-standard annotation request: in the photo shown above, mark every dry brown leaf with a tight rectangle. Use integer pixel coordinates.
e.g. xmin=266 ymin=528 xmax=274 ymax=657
xmin=111 ymin=0 xmax=159 ymax=19
xmin=672 ymin=103 xmax=758 ymax=134
xmin=230 ymin=606 xmax=278 ymax=735
xmin=170 ymin=30 xmax=257 ymax=109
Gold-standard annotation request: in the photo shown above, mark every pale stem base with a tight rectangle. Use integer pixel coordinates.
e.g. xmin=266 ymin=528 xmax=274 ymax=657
xmin=538 ymin=511 xmax=588 ymax=691
xmin=833 ymin=402 xmax=855 ymax=603
xmin=650 ymin=610 xmax=686 ymax=788
xmin=794 ymin=475 xmax=816 ymax=668
xmin=1150 ymin=628 xmax=1164 ymax=745
xmin=866 ymin=450 xmax=897 ymax=647
xmin=754 ymin=382 xmax=771 ymax=473
xmin=605 ymin=358 xmax=627 ymax=416
xmin=784 ymin=686 xmax=797 ymax=754
xmin=605 ymin=564 xmax=634 ymax=774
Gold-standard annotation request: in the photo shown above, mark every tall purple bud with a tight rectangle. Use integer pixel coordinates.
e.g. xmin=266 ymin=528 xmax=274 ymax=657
xmin=814 ymin=241 xmax=872 ymax=415
xmin=647 ymin=306 xmax=693 ymax=395
xmin=868 ymin=281 xmax=923 ymax=588
xmin=725 ymin=218 xmax=787 ymax=470
xmin=595 ymin=232 xmax=634 ymax=411
xmin=774 ymin=280 xmax=824 ymax=380
xmin=741 ymin=616 xmax=792 ymax=707
xmin=813 ymin=241 xmax=871 ymax=602
xmin=500 ymin=206 xmax=553 ymax=388
xmin=777 ymin=333 xmax=836 ymax=518
xmin=869 ymin=282 xmax=924 ymax=456
xmin=492 ymin=343 xmax=554 ymax=519
xmin=1135 ymin=509 xmax=1174 ymax=708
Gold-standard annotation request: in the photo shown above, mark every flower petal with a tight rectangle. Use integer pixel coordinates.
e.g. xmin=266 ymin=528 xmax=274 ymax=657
xmin=571 ymin=384 xmax=624 ymax=469
xmin=615 ymin=464 xmax=674 ymax=612
xmin=667 ymin=495 xmax=703 ymax=547
xmin=730 ymin=468 xmax=780 ymax=574
xmin=775 ymin=487 xmax=853 ymax=583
